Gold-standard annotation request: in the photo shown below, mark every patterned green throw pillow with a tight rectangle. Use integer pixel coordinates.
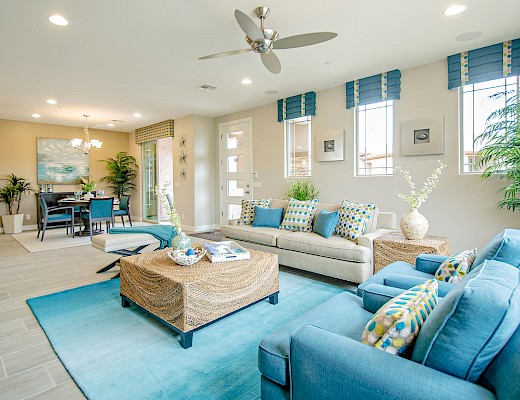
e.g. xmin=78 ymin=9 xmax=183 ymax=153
xmin=434 ymin=249 xmax=478 ymax=284
xmin=334 ymin=200 xmax=376 ymax=243
xmin=237 ymin=199 xmax=271 ymax=225
xmin=279 ymin=198 xmax=319 ymax=232
xmin=362 ymin=280 xmax=438 ymax=356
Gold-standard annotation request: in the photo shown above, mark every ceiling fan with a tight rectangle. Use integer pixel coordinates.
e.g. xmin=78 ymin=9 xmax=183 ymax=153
xmin=198 ymin=6 xmax=337 ymax=74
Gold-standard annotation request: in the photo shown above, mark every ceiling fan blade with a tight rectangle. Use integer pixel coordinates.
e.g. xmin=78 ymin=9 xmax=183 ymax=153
xmin=261 ymin=52 xmax=281 ymax=74
xmin=198 ymin=48 xmax=252 ymax=60
xmin=234 ymin=9 xmax=264 ymax=43
xmin=273 ymin=32 xmax=337 ymax=49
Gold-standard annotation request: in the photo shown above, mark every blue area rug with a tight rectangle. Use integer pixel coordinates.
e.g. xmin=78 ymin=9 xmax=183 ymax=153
xmin=27 ymin=272 xmax=345 ymax=400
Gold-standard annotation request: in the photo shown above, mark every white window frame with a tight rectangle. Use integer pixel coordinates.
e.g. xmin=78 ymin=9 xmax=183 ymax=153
xmin=284 ymin=116 xmax=312 ymax=178
xmin=355 ymin=100 xmax=394 ymax=177
xmin=459 ymin=76 xmax=519 ymax=174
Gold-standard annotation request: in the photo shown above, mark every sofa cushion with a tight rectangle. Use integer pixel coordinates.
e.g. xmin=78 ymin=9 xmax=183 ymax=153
xmin=313 ymin=210 xmax=339 ymax=239
xmin=277 ymin=231 xmax=371 ymax=263
xmin=334 ymin=200 xmax=377 ymax=243
xmin=362 ymin=280 xmax=438 ymax=356
xmin=279 ymin=199 xmax=319 ymax=232
xmin=472 ymin=229 xmax=520 ymax=269
xmin=434 ymin=249 xmax=477 ymax=284
xmin=411 ymin=260 xmax=520 ymax=382
xmin=252 ymin=207 xmax=284 ymax=228
xmin=237 ymin=198 xmax=271 ymax=225
xmin=258 ymin=291 xmax=372 ymax=387
xmin=220 ymin=224 xmax=285 ymax=247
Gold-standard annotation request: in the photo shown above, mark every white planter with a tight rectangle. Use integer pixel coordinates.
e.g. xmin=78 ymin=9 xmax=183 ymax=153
xmin=400 ymin=208 xmax=428 ymax=240
xmin=83 ymin=192 xmax=93 ymax=201
xmin=1 ymin=213 xmax=24 ymax=234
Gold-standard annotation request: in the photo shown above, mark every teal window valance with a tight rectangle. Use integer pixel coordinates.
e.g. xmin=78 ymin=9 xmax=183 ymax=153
xmin=346 ymin=70 xmax=401 ymax=109
xmin=447 ymin=39 xmax=520 ymax=90
xmin=277 ymin=92 xmax=316 ymax=122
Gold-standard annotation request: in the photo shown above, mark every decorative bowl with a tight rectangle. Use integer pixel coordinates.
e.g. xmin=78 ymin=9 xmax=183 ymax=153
xmin=167 ymin=244 xmax=206 ymax=266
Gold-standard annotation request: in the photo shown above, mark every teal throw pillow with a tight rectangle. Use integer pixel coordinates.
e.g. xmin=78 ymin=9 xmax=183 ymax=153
xmin=313 ymin=210 xmax=339 ymax=239
xmin=471 ymin=229 xmax=520 ymax=270
xmin=238 ymin=198 xmax=271 ymax=225
xmin=411 ymin=260 xmax=520 ymax=382
xmin=252 ymin=206 xmax=284 ymax=228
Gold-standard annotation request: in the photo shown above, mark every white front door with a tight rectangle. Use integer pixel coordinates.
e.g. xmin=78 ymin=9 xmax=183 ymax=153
xmin=219 ymin=118 xmax=253 ymax=226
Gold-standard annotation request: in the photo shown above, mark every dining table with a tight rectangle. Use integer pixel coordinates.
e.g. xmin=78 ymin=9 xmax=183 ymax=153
xmin=57 ymin=196 xmax=119 ymax=236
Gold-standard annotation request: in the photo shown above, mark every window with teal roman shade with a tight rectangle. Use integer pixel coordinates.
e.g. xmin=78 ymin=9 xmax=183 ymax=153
xmin=447 ymin=39 xmax=520 ymax=89
xmin=277 ymin=92 xmax=316 ymax=122
xmin=346 ymin=70 xmax=401 ymax=109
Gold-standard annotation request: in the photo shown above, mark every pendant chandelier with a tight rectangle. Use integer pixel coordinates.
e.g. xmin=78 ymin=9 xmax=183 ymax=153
xmin=71 ymin=114 xmax=102 ymax=154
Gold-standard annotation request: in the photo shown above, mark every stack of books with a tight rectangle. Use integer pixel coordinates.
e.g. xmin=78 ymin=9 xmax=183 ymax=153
xmin=203 ymin=241 xmax=251 ymax=263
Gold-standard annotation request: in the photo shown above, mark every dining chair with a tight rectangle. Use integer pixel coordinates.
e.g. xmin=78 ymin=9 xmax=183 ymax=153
xmin=114 ymin=195 xmax=132 ymax=227
xmin=80 ymin=198 xmax=115 ymax=240
xmin=37 ymin=198 xmax=75 ymax=241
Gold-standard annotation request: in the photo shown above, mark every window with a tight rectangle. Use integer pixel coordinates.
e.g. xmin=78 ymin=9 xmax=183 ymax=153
xmin=461 ymin=76 xmax=519 ymax=173
xmin=356 ymin=100 xmax=393 ymax=176
xmin=285 ymin=116 xmax=312 ymax=177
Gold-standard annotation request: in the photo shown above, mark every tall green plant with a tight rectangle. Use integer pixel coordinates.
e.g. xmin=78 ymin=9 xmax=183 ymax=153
xmin=0 ymin=174 xmax=34 ymax=215
xmin=476 ymin=91 xmax=520 ymax=211
xmin=99 ymin=152 xmax=139 ymax=198
xmin=285 ymin=179 xmax=319 ymax=201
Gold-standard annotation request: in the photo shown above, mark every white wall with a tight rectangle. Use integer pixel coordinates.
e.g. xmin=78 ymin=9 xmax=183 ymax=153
xmin=215 ymin=60 xmax=520 ymax=251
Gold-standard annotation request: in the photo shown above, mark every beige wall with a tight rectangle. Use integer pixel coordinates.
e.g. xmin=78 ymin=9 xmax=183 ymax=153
xmin=215 ymin=60 xmax=520 ymax=251
xmin=0 ymin=119 xmax=129 ymax=228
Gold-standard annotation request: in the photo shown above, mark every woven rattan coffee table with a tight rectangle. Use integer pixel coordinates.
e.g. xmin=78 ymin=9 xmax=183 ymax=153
xmin=120 ymin=248 xmax=279 ymax=348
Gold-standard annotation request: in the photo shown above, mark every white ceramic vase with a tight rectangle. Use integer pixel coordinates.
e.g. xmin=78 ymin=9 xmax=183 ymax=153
xmin=400 ymin=208 xmax=428 ymax=240
xmin=83 ymin=192 xmax=93 ymax=201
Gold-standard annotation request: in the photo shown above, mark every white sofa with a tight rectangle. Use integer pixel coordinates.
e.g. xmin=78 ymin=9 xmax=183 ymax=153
xmin=221 ymin=200 xmax=397 ymax=283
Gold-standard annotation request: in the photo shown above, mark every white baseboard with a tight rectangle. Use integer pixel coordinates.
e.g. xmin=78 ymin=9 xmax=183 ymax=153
xmin=0 ymin=224 xmax=38 ymax=234
xmin=182 ymin=224 xmax=220 ymax=233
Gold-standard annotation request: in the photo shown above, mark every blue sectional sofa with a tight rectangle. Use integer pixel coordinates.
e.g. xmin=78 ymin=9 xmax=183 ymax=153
xmin=258 ymin=230 xmax=520 ymax=400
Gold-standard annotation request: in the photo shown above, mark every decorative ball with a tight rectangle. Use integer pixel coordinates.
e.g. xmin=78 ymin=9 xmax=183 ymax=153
xmin=186 ymin=248 xmax=195 ymax=256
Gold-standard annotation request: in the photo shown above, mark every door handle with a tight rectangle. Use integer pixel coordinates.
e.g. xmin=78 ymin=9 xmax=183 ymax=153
xmin=245 ymin=191 xmax=250 ymax=195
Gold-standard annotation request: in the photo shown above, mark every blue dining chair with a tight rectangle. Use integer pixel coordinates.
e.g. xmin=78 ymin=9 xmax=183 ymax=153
xmin=37 ymin=198 xmax=75 ymax=241
xmin=80 ymin=198 xmax=114 ymax=240
xmin=114 ymin=195 xmax=132 ymax=227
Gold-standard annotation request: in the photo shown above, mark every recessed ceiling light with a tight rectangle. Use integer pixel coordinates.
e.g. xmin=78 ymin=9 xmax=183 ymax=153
xmin=133 ymin=113 xmax=141 ymax=117
xmin=241 ymin=78 xmax=252 ymax=85
xmin=107 ymin=123 xmax=115 ymax=127
xmin=455 ymin=31 xmax=482 ymax=42
xmin=32 ymin=113 xmax=41 ymax=118
xmin=48 ymin=15 xmax=69 ymax=26
xmin=443 ymin=4 xmax=467 ymax=16
xmin=46 ymin=99 xmax=58 ymax=105
xmin=264 ymin=90 xmax=279 ymax=95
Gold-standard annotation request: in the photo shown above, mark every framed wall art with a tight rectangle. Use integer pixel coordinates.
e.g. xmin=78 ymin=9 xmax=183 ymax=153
xmin=315 ymin=130 xmax=344 ymax=162
xmin=401 ymin=117 xmax=444 ymax=156
xmin=37 ymin=138 xmax=89 ymax=184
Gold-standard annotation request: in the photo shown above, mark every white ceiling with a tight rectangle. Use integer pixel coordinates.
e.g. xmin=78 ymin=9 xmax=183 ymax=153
xmin=1 ymin=0 xmax=519 ymax=132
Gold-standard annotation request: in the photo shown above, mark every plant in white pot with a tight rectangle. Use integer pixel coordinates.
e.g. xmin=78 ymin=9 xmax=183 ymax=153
xmin=80 ymin=178 xmax=96 ymax=200
xmin=0 ymin=174 xmax=34 ymax=234
xmin=395 ymin=161 xmax=446 ymax=240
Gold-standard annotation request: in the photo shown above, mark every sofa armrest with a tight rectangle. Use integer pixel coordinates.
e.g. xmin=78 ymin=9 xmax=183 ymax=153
xmin=383 ymin=273 xmax=454 ymax=297
xmin=362 ymin=284 xmax=405 ymax=313
xmin=415 ymin=253 xmax=449 ymax=274
xmin=357 ymin=228 xmax=394 ymax=250
xmin=228 ymin=219 xmax=238 ymax=226
xmin=289 ymin=325 xmax=495 ymax=400
xmin=376 ymin=212 xmax=397 ymax=230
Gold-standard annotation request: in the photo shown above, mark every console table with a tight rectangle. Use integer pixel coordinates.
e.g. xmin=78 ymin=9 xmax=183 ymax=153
xmin=373 ymin=232 xmax=450 ymax=273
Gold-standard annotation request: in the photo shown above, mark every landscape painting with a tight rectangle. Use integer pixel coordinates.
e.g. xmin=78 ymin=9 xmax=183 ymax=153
xmin=37 ymin=138 xmax=89 ymax=184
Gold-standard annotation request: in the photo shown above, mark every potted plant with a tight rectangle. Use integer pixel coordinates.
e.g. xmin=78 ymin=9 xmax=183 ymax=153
xmin=476 ymin=91 xmax=520 ymax=211
xmin=81 ymin=179 xmax=96 ymax=200
xmin=99 ymin=152 xmax=139 ymax=198
xmin=285 ymin=179 xmax=319 ymax=200
xmin=0 ymin=174 xmax=34 ymax=234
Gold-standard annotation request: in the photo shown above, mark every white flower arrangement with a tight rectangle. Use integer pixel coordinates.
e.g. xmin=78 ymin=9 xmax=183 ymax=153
xmin=155 ymin=183 xmax=182 ymax=233
xmin=395 ymin=161 xmax=446 ymax=210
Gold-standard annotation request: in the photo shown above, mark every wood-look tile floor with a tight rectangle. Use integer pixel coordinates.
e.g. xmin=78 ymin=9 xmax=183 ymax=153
xmin=0 ymin=232 xmax=357 ymax=399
